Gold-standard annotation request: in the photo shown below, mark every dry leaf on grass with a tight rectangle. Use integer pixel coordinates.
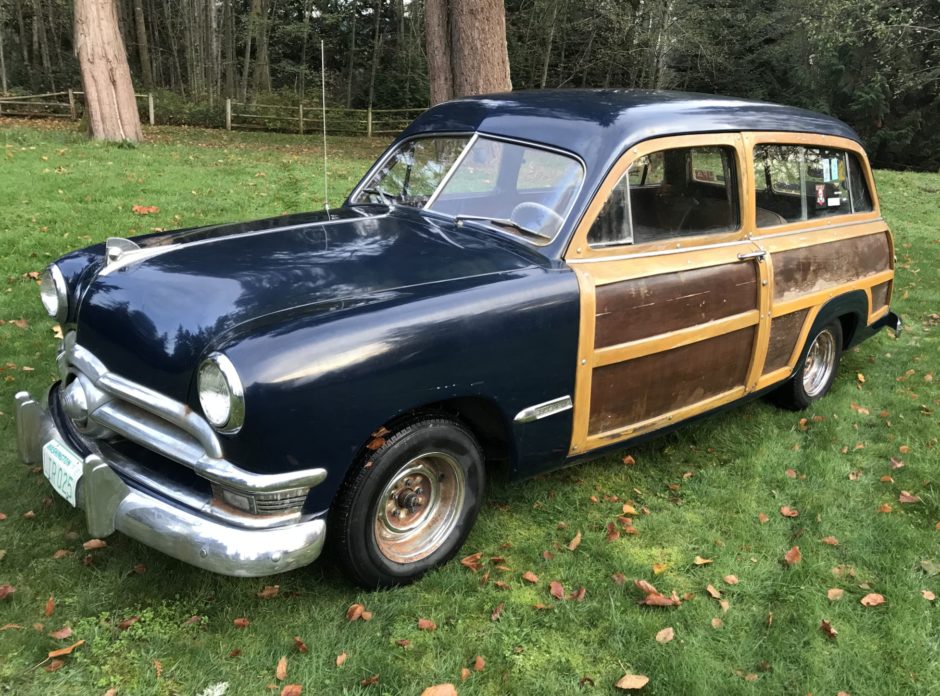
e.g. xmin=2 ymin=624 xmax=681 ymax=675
xmin=360 ymin=674 xmax=379 ymax=686
xmin=615 ymin=673 xmax=650 ymax=690
xmin=257 ymin=585 xmax=280 ymax=599
xmin=827 ymin=588 xmax=844 ymax=601
xmin=549 ymin=580 xmax=565 ymax=600
xmin=758 ymin=512 xmax=769 ymax=524
xmin=860 ymin=593 xmax=885 ymax=607
xmin=780 ymin=506 xmax=799 ymax=518
xmin=899 ymin=491 xmax=921 ymax=504
xmin=460 ymin=552 xmax=483 ymax=572
xmin=82 ymin=539 xmax=107 ymax=550
xmin=276 ymin=656 xmax=288 ymax=681
xmin=473 ymin=655 xmax=485 ymax=671
xmin=44 ymin=595 xmax=55 ymax=617
xmin=655 ymin=627 xmax=674 ymax=643
xmin=281 ymin=685 xmax=302 ymax=696
xmin=784 ymin=546 xmax=802 ymax=565
xmin=821 ymin=536 xmax=839 ymax=546
xmin=567 ymin=531 xmax=582 ymax=551
xmin=522 ymin=571 xmax=539 ymax=584
xmin=420 ymin=685 xmax=458 ymax=696
xmin=693 ymin=556 xmax=713 ymax=566
xmin=706 ymin=584 xmax=722 ymax=599
xmin=293 ymin=636 xmax=308 ymax=653
xmin=233 ymin=617 xmax=249 ymax=628
xmin=922 ymin=590 xmax=936 ymax=601
xmin=47 ymin=639 xmax=85 ymax=659
xmin=417 ymin=618 xmax=437 ymax=631
xmin=491 ymin=602 xmax=505 ymax=621
xmin=49 ymin=626 xmax=73 ymax=640
xmin=820 ymin=620 xmax=838 ymax=639
xmin=335 ymin=652 xmax=347 ymax=667
xmin=724 ymin=575 xmax=739 ymax=585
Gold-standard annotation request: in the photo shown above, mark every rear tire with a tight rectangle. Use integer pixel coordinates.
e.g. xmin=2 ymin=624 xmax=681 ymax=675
xmin=771 ymin=320 xmax=843 ymax=410
xmin=330 ymin=418 xmax=485 ymax=588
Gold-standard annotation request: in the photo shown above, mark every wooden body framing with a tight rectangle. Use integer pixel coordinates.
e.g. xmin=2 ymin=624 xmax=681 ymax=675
xmin=564 ymin=131 xmax=893 ymax=456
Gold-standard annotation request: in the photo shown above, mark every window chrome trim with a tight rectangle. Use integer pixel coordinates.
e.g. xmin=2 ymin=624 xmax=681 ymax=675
xmin=514 ymin=396 xmax=573 ymax=423
xmin=424 ymin=133 xmax=479 ymax=208
xmin=750 ymin=216 xmax=884 ymax=240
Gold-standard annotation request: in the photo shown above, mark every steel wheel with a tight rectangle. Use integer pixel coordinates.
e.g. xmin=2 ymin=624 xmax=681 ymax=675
xmin=374 ymin=452 xmax=466 ymax=564
xmin=802 ymin=328 xmax=837 ymax=398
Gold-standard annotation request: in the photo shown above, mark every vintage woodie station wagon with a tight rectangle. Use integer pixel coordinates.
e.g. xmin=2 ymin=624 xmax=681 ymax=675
xmin=15 ymin=90 xmax=901 ymax=587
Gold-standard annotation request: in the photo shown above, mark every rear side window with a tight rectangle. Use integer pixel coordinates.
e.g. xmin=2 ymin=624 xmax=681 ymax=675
xmin=753 ymin=145 xmax=873 ymax=228
xmin=588 ymin=145 xmax=740 ymax=247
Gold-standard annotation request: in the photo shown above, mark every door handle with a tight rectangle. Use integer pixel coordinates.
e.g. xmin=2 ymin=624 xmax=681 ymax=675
xmin=737 ymin=249 xmax=766 ymax=261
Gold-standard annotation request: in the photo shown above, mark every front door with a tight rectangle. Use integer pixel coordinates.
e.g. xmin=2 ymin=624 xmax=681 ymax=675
xmin=564 ymin=133 xmax=770 ymax=456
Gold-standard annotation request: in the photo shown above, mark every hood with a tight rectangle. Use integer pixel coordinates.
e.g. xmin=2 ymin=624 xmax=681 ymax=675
xmin=75 ymin=207 xmax=543 ymax=398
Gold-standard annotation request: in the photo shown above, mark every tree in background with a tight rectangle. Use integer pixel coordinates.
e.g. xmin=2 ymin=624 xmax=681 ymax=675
xmin=74 ymin=0 xmax=142 ymax=141
xmin=426 ymin=0 xmax=512 ymax=104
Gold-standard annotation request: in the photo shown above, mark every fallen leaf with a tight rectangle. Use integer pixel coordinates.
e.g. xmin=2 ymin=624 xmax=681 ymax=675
xmin=22 ymin=510 xmax=35 ymax=519
xmin=821 ymin=536 xmax=839 ymax=546
xmin=899 ymin=491 xmax=921 ymax=504
xmin=542 ymin=550 xmax=555 ymax=561
xmin=229 ymin=648 xmax=242 ymax=658
xmin=396 ymin=639 xmax=411 ymax=647
xmin=622 ymin=504 xmax=638 ymax=515
xmin=44 ymin=595 xmax=55 ymax=617
xmin=281 ymin=685 xmax=302 ymax=696
xmin=491 ymin=602 xmax=505 ymax=621
xmin=651 ymin=563 xmax=668 ymax=575
xmin=880 ymin=475 xmax=894 ymax=483
xmin=758 ymin=512 xmax=769 ymax=524
xmin=922 ymin=590 xmax=936 ymax=601
xmin=860 ymin=593 xmax=885 ymax=607
xmin=473 ymin=654 xmax=485 ymax=671
xmin=693 ymin=556 xmax=713 ymax=566
xmin=182 ymin=615 xmax=202 ymax=626
xmin=706 ymin=584 xmax=721 ymax=599
xmin=569 ymin=586 xmax=586 ymax=601
xmin=293 ymin=636 xmax=308 ymax=653
xmin=132 ymin=563 xmax=147 ymax=575
xmin=724 ymin=575 xmax=739 ymax=585
xmin=784 ymin=546 xmax=802 ymax=566
xmin=522 ymin=571 xmax=539 ymax=584
xmin=460 ymin=667 xmax=471 ymax=682
xmin=257 ymin=585 xmax=280 ymax=599
xmin=606 ymin=522 xmax=621 ymax=541
xmin=0 ymin=584 xmax=17 ymax=600
xmin=820 ymin=619 xmax=838 ymax=639
xmin=460 ymin=552 xmax=483 ymax=572
xmin=346 ymin=603 xmax=365 ymax=621
xmin=335 ymin=652 xmax=347 ymax=667
xmin=117 ymin=616 xmax=139 ymax=631
xmin=49 ymin=626 xmax=73 ymax=640
xmin=655 ymin=627 xmax=674 ymax=643
xmin=857 ymin=372 xmax=865 ymax=384
xmin=233 ymin=617 xmax=250 ymax=628
xmin=47 ymin=639 xmax=85 ymax=658
xmin=828 ymin=588 xmax=844 ymax=601
xmin=567 ymin=531 xmax=582 ymax=551
xmin=622 ymin=455 xmax=636 ymax=466
xmin=82 ymin=539 xmax=107 ymax=550
xmin=711 ymin=617 xmax=723 ymax=628
xmin=131 ymin=204 xmax=160 ymax=215
xmin=361 ymin=610 xmax=373 ymax=621
xmin=276 ymin=656 xmax=288 ymax=680
xmin=615 ymin=673 xmax=650 ymax=690
xmin=899 ymin=445 xmax=911 ymax=454
xmin=360 ymin=674 xmax=379 ymax=686
xmin=890 ymin=457 xmax=905 ymax=470
xmin=878 ymin=503 xmax=893 ymax=513
xmin=780 ymin=506 xmax=799 ymax=518
xmin=849 ymin=470 xmax=862 ymax=481
xmin=785 ymin=468 xmax=797 ymax=478
xmin=45 ymin=659 xmax=65 ymax=672
xmin=549 ymin=581 xmax=566 ymax=600
xmin=417 ymin=618 xmax=437 ymax=631
xmin=421 ymin=686 xmax=458 ymax=696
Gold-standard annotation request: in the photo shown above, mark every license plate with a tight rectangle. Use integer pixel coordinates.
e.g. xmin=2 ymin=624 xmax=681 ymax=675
xmin=42 ymin=439 xmax=83 ymax=507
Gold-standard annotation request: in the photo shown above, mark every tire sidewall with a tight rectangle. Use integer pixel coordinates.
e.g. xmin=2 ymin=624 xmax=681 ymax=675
xmin=342 ymin=420 xmax=485 ymax=586
xmin=793 ymin=320 xmax=844 ymax=405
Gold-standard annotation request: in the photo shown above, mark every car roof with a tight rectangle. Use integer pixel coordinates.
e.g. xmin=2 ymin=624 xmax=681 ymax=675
xmin=399 ymin=89 xmax=862 ymax=171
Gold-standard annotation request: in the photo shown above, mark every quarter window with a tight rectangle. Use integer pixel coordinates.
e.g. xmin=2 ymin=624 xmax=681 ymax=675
xmin=753 ymin=145 xmax=873 ymax=227
xmin=588 ymin=145 xmax=740 ymax=247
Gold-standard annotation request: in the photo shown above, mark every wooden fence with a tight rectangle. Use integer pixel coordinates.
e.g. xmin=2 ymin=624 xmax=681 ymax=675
xmin=0 ymin=89 xmax=425 ymax=138
xmin=224 ymin=99 xmax=424 ymax=137
xmin=0 ymin=90 xmax=155 ymax=124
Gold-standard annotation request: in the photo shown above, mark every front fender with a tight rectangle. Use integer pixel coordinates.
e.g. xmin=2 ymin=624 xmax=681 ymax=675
xmin=215 ymin=267 xmax=581 ymax=512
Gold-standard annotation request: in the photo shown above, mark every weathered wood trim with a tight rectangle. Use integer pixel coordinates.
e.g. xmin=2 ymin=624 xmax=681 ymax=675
xmin=763 ymin=308 xmax=810 ymax=374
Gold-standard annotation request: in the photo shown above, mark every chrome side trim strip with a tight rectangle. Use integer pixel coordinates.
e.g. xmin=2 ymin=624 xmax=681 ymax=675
xmin=514 ymin=395 xmax=573 ymax=423
xmin=750 ymin=216 xmax=884 ymax=240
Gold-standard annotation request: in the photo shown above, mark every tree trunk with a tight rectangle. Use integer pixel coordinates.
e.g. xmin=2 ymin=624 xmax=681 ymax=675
xmin=0 ymin=15 xmax=8 ymax=93
xmin=427 ymin=0 xmax=511 ymax=105
xmin=344 ymin=0 xmax=357 ymax=107
xmin=240 ymin=0 xmax=259 ymax=101
xmin=251 ymin=0 xmax=272 ymax=94
xmin=298 ymin=0 xmax=310 ymax=98
xmin=539 ymin=0 xmax=558 ymax=89
xmin=133 ymin=0 xmax=153 ymax=88
xmin=74 ymin=0 xmax=142 ymax=142
xmin=221 ymin=0 xmax=235 ymax=98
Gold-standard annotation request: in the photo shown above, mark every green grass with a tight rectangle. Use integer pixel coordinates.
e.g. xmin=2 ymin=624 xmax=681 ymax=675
xmin=0 ymin=120 xmax=937 ymax=695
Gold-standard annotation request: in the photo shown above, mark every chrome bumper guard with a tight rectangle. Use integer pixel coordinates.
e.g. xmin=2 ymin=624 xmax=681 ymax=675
xmin=14 ymin=390 xmax=327 ymax=577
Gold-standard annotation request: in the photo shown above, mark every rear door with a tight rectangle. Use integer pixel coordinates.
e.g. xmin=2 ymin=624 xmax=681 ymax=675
xmin=563 ymin=134 xmax=771 ymax=456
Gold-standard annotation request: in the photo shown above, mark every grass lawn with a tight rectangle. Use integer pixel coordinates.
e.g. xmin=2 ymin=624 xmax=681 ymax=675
xmin=0 ymin=120 xmax=937 ymax=696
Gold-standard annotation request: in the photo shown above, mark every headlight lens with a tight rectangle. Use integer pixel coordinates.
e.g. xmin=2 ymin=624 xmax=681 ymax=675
xmin=197 ymin=353 xmax=245 ymax=433
xmin=39 ymin=265 xmax=68 ymax=322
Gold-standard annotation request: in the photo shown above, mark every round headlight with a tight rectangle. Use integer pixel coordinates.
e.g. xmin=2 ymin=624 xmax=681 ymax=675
xmin=39 ymin=264 xmax=68 ymax=322
xmin=197 ymin=353 xmax=245 ymax=433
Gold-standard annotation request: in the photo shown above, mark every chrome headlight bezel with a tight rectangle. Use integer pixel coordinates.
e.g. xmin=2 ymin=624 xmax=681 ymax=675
xmin=39 ymin=264 xmax=68 ymax=323
xmin=197 ymin=352 xmax=245 ymax=434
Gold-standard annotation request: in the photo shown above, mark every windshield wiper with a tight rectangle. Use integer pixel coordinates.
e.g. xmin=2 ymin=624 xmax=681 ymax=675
xmin=453 ymin=214 xmax=549 ymax=240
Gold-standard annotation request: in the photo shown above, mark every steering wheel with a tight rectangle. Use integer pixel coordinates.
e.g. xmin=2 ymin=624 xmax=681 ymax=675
xmin=511 ymin=202 xmax=564 ymax=238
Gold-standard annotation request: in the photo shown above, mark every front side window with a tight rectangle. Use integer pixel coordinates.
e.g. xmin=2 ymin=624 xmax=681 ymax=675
xmin=753 ymin=145 xmax=873 ymax=228
xmin=351 ymin=135 xmax=584 ymax=243
xmin=588 ymin=145 xmax=740 ymax=247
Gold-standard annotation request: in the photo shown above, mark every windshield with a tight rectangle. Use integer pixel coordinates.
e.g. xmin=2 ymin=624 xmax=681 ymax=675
xmin=351 ymin=135 xmax=584 ymax=243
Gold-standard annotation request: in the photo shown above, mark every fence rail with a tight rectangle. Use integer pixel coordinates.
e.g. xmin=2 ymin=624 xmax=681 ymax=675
xmin=0 ymin=89 xmax=425 ymax=138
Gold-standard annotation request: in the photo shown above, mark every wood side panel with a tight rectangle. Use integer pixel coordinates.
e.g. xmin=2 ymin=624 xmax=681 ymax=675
xmin=871 ymin=281 xmax=891 ymax=311
xmin=594 ymin=263 xmax=758 ymax=348
xmin=588 ymin=327 xmax=755 ymax=435
xmin=772 ymin=232 xmax=890 ymax=302
xmin=763 ymin=309 xmax=810 ymax=374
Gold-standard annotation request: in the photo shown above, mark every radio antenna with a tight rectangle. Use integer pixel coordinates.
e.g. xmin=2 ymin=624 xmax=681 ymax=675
xmin=320 ymin=39 xmax=330 ymax=216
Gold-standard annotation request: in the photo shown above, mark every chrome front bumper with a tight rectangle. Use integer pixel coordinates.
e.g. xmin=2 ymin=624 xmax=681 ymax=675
xmin=14 ymin=390 xmax=326 ymax=577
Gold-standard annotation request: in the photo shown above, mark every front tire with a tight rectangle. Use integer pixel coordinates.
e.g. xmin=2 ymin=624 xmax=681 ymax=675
xmin=771 ymin=320 xmax=843 ymax=410
xmin=330 ymin=418 xmax=485 ymax=588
